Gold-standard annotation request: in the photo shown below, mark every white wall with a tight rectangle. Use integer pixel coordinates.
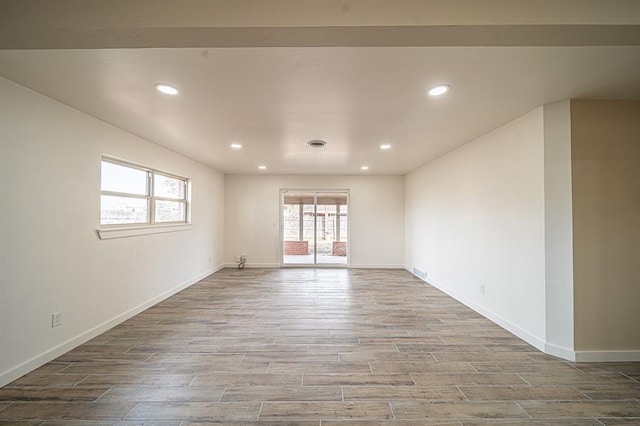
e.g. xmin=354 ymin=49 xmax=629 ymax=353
xmin=405 ymin=108 xmax=547 ymax=348
xmin=224 ymin=174 xmax=404 ymax=268
xmin=0 ymin=77 xmax=225 ymax=386
xmin=542 ymin=100 xmax=575 ymax=358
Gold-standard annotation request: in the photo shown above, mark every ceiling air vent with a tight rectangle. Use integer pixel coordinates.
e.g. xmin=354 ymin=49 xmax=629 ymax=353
xmin=307 ymin=140 xmax=327 ymax=148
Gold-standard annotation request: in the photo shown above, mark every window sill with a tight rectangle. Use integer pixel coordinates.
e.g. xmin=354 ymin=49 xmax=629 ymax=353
xmin=97 ymin=223 xmax=192 ymax=240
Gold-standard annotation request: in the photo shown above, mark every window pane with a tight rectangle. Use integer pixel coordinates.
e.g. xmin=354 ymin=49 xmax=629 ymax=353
xmin=154 ymin=173 xmax=185 ymax=199
xmin=101 ymin=161 xmax=148 ymax=195
xmin=155 ymin=200 xmax=186 ymax=223
xmin=101 ymin=195 xmax=149 ymax=225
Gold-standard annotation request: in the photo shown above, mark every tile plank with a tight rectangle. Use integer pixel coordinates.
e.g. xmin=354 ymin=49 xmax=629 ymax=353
xmin=97 ymin=386 xmax=225 ymax=402
xmin=303 ymin=373 xmax=414 ymax=386
xmin=0 ymin=402 xmax=135 ymax=421
xmin=519 ymin=400 xmax=640 ymax=418
xmin=459 ymin=385 xmax=589 ymax=401
xmin=124 ymin=402 xmax=261 ymax=421
xmin=391 ymin=400 xmax=529 ymax=419
xmin=411 ymin=373 xmax=528 ymax=386
xmin=0 ymin=386 xmax=109 ymax=402
xmin=575 ymin=385 xmax=640 ymax=400
xmin=259 ymin=401 xmax=393 ymax=420
xmin=343 ymin=386 xmax=466 ymax=401
xmin=220 ymin=386 xmax=342 ymax=402
xmin=190 ymin=373 xmax=302 ymax=387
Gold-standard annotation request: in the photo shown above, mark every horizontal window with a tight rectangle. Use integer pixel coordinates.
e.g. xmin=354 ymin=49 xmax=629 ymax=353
xmin=155 ymin=199 xmax=186 ymax=223
xmin=154 ymin=173 xmax=186 ymax=199
xmin=100 ymin=158 xmax=189 ymax=228
xmin=101 ymin=161 xmax=148 ymax=195
xmin=100 ymin=195 xmax=149 ymax=225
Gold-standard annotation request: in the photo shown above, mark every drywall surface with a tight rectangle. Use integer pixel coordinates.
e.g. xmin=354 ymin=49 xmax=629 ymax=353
xmin=405 ymin=108 xmax=546 ymax=346
xmin=0 ymin=77 xmax=225 ymax=386
xmin=571 ymin=100 xmax=640 ymax=352
xmin=543 ymin=100 xmax=575 ymax=357
xmin=224 ymin=174 xmax=404 ymax=268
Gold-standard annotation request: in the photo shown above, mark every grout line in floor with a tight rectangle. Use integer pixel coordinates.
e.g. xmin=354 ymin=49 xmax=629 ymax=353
xmin=387 ymin=400 xmax=396 ymax=420
xmin=513 ymin=400 xmax=532 ymax=419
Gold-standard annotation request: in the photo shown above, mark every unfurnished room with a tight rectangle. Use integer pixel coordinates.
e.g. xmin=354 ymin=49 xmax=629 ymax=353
xmin=1 ymin=1 xmax=640 ymax=424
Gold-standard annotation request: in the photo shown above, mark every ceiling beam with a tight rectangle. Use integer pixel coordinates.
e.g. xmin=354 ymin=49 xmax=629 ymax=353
xmin=2 ymin=0 xmax=640 ymax=49
xmin=2 ymin=25 xmax=640 ymax=49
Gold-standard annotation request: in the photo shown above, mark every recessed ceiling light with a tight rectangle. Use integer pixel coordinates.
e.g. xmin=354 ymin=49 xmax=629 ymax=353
xmin=230 ymin=143 xmax=242 ymax=149
xmin=258 ymin=165 xmax=267 ymax=170
xmin=428 ymin=84 xmax=450 ymax=96
xmin=361 ymin=166 xmax=369 ymax=171
xmin=380 ymin=144 xmax=392 ymax=150
xmin=307 ymin=139 xmax=327 ymax=148
xmin=155 ymin=83 xmax=179 ymax=95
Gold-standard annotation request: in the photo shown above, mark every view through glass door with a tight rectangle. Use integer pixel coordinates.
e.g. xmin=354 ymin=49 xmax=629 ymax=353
xmin=281 ymin=190 xmax=348 ymax=266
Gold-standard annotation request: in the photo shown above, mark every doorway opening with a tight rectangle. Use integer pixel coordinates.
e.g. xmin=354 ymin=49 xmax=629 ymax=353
xmin=281 ymin=190 xmax=348 ymax=266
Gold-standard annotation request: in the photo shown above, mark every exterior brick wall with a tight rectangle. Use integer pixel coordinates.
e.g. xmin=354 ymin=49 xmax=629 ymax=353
xmin=284 ymin=240 xmax=309 ymax=255
xmin=332 ymin=242 xmax=347 ymax=256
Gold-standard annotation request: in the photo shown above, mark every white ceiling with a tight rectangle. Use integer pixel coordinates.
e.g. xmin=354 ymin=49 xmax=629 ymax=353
xmin=2 ymin=46 xmax=639 ymax=175
xmin=1 ymin=1 xmax=639 ymax=175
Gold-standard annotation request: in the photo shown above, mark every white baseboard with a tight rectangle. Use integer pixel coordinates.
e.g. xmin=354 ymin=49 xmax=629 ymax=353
xmin=405 ymin=266 xmax=548 ymax=354
xmin=545 ymin=342 xmax=577 ymax=362
xmin=349 ymin=264 xmax=406 ymax=269
xmin=405 ymin=266 xmax=640 ymax=363
xmin=0 ymin=264 xmax=223 ymax=388
xmin=222 ymin=263 xmax=280 ymax=269
xmin=221 ymin=263 xmax=405 ymax=269
xmin=575 ymin=350 xmax=640 ymax=362
xmin=220 ymin=263 xmax=404 ymax=269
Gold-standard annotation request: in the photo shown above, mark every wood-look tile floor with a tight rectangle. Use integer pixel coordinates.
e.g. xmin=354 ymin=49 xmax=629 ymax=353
xmin=1 ymin=268 xmax=640 ymax=425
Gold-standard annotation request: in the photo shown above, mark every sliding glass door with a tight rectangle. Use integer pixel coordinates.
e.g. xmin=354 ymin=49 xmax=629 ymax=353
xmin=281 ymin=190 xmax=348 ymax=266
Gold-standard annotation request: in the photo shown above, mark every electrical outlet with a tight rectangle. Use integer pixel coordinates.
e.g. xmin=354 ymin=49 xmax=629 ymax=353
xmin=208 ymin=256 xmax=212 ymax=264
xmin=480 ymin=284 xmax=486 ymax=295
xmin=51 ymin=311 xmax=63 ymax=328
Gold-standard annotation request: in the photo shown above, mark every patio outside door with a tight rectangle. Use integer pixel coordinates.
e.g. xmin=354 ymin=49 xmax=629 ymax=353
xmin=281 ymin=190 xmax=348 ymax=266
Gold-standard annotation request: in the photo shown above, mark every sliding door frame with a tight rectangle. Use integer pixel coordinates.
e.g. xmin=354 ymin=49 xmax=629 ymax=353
xmin=279 ymin=188 xmax=350 ymax=268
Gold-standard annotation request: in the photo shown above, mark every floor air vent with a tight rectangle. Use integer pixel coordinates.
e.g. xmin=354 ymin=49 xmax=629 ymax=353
xmin=412 ymin=267 xmax=427 ymax=280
